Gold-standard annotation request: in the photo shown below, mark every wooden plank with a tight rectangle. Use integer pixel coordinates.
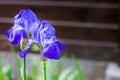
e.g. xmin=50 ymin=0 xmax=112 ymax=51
xmin=0 ymin=1 xmax=118 ymax=8
xmin=0 ymin=34 xmax=117 ymax=48
xmin=114 ymin=0 xmax=120 ymax=66
xmin=88 ymin=8 xmax=119 ymax=23
xmin=0 ymin=17 xmax=118 ymax=30
xmin=60 ymin=38 xmax=118 ymax=48
xmin=0 ymin=22 xmax=117 ymax=42
xmin=48 ymin=20 xmax=118 ymax=29
xmin=55 ymin=27 xmax=117 ymax=42
xmin=66 ymin=44 xmax=116 ymax=61
xmin=0 ymin=23 xmax=12 ymax=34
xmin=0 ymin=37 xmax=116 ymax=61
xmin=11 ymin=0 xmax=117 ymax=3
xmin=0 ymin=5 xmax=118 ymax=23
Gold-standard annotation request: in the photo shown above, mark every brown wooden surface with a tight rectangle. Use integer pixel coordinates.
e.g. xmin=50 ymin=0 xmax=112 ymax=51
xmin=0 ymin=23 xmax=117 ymax=42
xmin=0 ymin=5 xmax=118 ymax=23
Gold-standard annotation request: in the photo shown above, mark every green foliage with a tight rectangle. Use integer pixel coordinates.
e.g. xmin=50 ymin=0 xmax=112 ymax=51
xmin=1 ymin=45 xmax=85 ymax=80
xmin=9 ymin=45 xmax=22 ymax=80
xmin=2 ymin=64 xmax=12 ymax=80
xmin=58 ymin=67 xmax=74 ymax=80
xmin=31 ymin=44 xmax=41 ymax=52
xmin=0 ymin=55 xmax=2 ymax=70
xmin=20 ymin=44 xmax=26 ymax=50
xmin=28 ymin=55 xmax=85 ymax=80
xmin=0 ymin=55 xmax=12 ymax=80
xmin=0 ymin=71 xmax=4 ymax=80
xmin=0 ymin=55 xmax=4 ymax=80
xmin=72 ymin=55 xmax=85 ymax=80
xmin=31 ymin=57 xmax=42 ymax=80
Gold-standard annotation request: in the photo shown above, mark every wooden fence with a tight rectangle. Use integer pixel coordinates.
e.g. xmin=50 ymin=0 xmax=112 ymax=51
xmin=0 ymin=0 xmax=119 ymax=61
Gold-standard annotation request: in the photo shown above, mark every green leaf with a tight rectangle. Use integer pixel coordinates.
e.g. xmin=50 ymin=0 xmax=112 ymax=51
xmin=0 ymin=71 xmax=4 ymax=80
xmin=9 ymin=45 xmax=22 ymax=80
xmin=31 ymin=44 xmax=41 ymax=52
xmin=31 ymin=57 xmax=41 ymax=80
xmin=0 ymin=55 xmax=4 ymax=80
xmin=20 ymin=44 xmax=25 ymax=50
xmin=67 ymin=70 xmax=80 ymax=80
xmin=72 ymin=55 xmax=85 ymax=80
xmin=2 ymin=64 xmax=12 ymax=80
xmin=58 ymin=67 xmax=74 ymax=80
xmin=46 ymin=56 xmax=67 ymax=80
xmin=0 ymin=55 xmax=2 ymax=71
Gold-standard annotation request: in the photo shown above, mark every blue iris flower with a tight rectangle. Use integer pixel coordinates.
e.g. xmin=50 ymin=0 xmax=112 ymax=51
xmin=6 ymin=9 xmax=37 ymax=44
xmin=6 ymin=9 xmax=66 ymax=60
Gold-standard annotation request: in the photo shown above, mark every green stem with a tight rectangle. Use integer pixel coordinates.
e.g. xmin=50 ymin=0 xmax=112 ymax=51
xmin=20 ymin=39 xmax=26 ymax=80
xmin=43 ymin=61 xmax=47 ymax=80
xmin=24 ymin=58 xmax=26 ymax=80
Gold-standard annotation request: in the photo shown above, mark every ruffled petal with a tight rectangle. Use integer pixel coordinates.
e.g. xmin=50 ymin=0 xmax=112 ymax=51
xmin=19 ymin=41 xmax=34 ymax=58
xmin=42 ymin=43 xmax=60 ymax=60
xmin=31 ymin=20 xmax=41 ymax=43
xmin=6 ymin=27 xmax=26 ymax=45
xmin=55 ymin=41 xmax=66 ymax=51
xmin=22 ymin=30 xmax=27 ymax=38
xmin=31 ymin=20 xmax=56 ymax=45
xmin=14 ymin=9 xmax=38 ymax=32
xmin=19 ymin=48 xmax=28 ymax=58
xmin=40 ymin=20 xmax=56 ymax=46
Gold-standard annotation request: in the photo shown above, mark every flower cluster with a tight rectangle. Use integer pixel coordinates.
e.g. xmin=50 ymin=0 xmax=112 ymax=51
xmin=6 ymin=9 xmax=66 ymax=60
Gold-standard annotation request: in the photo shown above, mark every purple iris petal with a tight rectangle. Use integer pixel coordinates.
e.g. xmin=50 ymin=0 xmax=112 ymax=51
xmin=19 ymin=41 xmax=34 ymax=58
xmin=19 ymin=48 xmax=28 ymax=58
xmin=6 ymin=30 xmax=21 ymax=45
xmin=31 ymin=20 xmax=42 ymax=43
xmin=6 ymin=27 xmax=27 ymax=45
xmin=55 ymin=41 xmax=66 ymax=51
xmin=41 ymin=20 xmax=55 ymax=42
xmin=14 ymin=9 xmax=37 ymax=32
xmin=31 ymin=20 xmax=56 ymax=45
xmin=22 ymin=30 xmax=27 ymax=38
xmin=42 ymin=43 xmax=60 ymax=60
xmin=39 ymin=20 xmax=56 ymax=46
xmin=15 ymin=9 xmax=37 ymax=21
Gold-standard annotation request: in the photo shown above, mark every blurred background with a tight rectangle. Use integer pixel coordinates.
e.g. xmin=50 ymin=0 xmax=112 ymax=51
xmin=0 ymin=0 xmax=119 ymax=80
